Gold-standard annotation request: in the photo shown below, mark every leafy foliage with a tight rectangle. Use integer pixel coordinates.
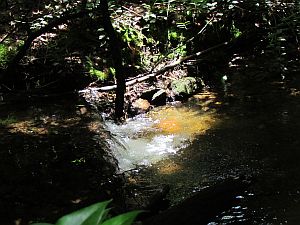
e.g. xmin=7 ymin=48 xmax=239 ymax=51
xmin=1 ymin=0 xmax=300 ymax=89
xmin=0 ymin=43 xmax=17 ymax=69
xmin=31 ymin=200 xmax=142 ymax=225
xmin=0 ymin=44 xmax=10 ymax=68
xmin=0 ymin=115 xmax=17 ymax=126
xmin=86 ymin=57 xmax=110 ymax=81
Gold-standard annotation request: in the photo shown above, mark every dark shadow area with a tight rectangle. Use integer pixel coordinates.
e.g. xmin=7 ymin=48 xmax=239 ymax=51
xmin=131 ymin=73 xmax=300 ymax=224
xmin=0 ymin=95 xmax=124 ymax=225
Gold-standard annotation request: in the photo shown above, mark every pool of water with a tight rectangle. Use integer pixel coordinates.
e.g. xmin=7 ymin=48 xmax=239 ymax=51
xmin=104 ymin=91 xmax=219 ymax=171
xmin=105 ymin=83 xmax=300 ymax=224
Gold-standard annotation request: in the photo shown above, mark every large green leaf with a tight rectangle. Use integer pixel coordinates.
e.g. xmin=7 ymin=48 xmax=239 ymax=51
xmin=55 ymin=200 xmax=112 ymax=225
xmin=101 ymin=211 xmax=143 ymax=225
xmin=81 ymin=208 xmax=110 ymax=225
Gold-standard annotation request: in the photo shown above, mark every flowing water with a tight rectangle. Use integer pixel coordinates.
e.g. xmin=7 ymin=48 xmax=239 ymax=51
xmin=105 ymin=83 xmax=300 ymax=224
xmin=104 ymin=92 xmax=219 ymax=171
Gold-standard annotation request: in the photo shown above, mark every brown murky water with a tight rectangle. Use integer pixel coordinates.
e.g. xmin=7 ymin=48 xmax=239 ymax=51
xmin=106 ymin=83 xmax=300 ymax=224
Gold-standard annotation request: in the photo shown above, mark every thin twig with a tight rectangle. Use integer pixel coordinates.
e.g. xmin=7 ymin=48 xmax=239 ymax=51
xmin=121 ymin=6 xmax=142 ymax=17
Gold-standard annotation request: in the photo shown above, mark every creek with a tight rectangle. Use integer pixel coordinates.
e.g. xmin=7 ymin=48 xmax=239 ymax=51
xmin=104 ymin=83 xmax=300 ymax=224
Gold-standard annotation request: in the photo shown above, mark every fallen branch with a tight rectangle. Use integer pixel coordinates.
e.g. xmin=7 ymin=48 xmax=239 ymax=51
xmin=79 ymin=41 xmax=229 ymax=93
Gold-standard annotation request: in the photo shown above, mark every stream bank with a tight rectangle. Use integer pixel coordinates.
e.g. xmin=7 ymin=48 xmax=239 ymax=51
xmin=0 ymin=94 xmax=124 ymax=225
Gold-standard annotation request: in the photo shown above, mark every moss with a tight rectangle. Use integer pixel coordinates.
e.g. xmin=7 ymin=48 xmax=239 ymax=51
xmin=170 ymin=77 xmax=198 ymax=96
xmin=0 ymin=115 xmax=17 ymax=126
xmin=0 ymin=44 xmax=10 ymax=68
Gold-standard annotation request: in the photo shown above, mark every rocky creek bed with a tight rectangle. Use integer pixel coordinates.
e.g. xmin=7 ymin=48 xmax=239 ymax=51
xmin=2 ymin=50 xmax=300 ymax=224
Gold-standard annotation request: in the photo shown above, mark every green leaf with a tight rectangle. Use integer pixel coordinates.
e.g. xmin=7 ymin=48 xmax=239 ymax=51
xmin=101 ymin=211 xmax=143 ymax=225
xmin=109 ymin=67 xmax=116 ymax=76
xmin=55 ymin=200 xmax=112 ymax=225
xmin=81 ymin=208 xmax=110 ymax=225
xmin=89 ymin=68 xmax=109 ymax=80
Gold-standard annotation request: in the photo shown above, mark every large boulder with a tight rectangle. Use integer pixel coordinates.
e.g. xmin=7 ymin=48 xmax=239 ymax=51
xmin=170 ymin=77 xmax=202 ymax=100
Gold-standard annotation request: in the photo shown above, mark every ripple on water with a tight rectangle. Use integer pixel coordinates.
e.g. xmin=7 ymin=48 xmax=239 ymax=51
xmin=105 ymin=104 xmax=219 ymax=171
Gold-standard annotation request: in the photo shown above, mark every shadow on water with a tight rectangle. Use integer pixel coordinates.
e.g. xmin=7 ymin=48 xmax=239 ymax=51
xmin=106 ymin=79 xmax=300 ymax=224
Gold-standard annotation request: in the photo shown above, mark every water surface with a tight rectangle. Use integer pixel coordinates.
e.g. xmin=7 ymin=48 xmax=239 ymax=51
xmin=105 ymin=83 xmax=300 ymax=224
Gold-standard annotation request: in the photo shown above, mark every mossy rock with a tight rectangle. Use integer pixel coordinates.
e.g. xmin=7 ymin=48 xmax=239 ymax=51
xmin=170 ymin=77 xmax=201 ymax=100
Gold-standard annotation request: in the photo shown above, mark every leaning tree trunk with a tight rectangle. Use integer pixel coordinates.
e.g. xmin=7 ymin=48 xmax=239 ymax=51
xmin=100 ymin=0 xmax=126 ymax=120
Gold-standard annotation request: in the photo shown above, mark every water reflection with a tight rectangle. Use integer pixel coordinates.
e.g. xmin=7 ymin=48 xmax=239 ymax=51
xmin=106 ymin=86 xmax=300 ymax=224
xmin=150 ymin=105 xmax=218 ymax=137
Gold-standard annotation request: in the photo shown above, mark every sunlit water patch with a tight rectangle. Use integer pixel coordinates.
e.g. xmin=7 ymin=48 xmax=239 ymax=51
xmin=104 ymin=104 xmax=219 ymax=171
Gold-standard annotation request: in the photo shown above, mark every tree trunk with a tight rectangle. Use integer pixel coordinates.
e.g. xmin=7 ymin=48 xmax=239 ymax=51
xmin=100 ymin=0 xmax=125 ymax=120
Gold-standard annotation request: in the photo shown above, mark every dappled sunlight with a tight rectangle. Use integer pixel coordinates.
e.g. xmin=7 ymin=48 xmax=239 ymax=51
xmin=150 ymin=105 xmax=219 ymax=138
xmin=4 ymin=116 xmax=83 ymax=136
xmin=6 ymin=120 xmax=48 ymax=135
xmin=157 ymin=160 xmax=182 ymax=175
xmin=290 ymin=88 xmax=300 ymax=96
